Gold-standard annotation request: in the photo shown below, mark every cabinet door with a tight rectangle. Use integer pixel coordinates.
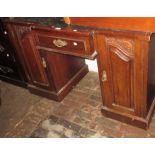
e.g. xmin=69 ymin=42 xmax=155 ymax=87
xmin=96 ymin=34 xmax=146 ymax=116
xmin=39 ymin=49 xmax=86 ymax=92
xmin=20 ymin=33 xmax=52 ymax=89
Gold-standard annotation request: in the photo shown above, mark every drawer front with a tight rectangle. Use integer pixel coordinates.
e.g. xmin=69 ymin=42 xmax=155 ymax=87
xmin=33 ymin=30 xmax=95 ymax=59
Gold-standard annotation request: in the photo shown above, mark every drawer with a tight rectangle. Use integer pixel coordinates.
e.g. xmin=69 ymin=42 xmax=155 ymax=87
xmin=33 ymin=28 xmax=96 ymax=59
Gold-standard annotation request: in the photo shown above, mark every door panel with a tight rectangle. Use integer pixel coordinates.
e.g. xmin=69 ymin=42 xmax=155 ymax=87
xmin=108 ymin=46 xmax=134 ymax=110
xmin=21 ymin=33 xmax=50 ymax=88
xmin=96 ymin=35 xmax=136 ymax=115
xmin=39 ymin=49 xmax=85 ymax=92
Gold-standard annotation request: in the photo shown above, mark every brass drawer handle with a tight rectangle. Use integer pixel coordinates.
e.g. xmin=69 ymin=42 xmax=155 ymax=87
xmin=53 ymin=39 xmax=67 ymax=48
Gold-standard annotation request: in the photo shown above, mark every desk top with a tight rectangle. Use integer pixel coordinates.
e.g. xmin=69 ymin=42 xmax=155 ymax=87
xmin=8 ymin=17 xmax=67 ymax=27
xmin=64 ymin=17 xmax=155 ymax=32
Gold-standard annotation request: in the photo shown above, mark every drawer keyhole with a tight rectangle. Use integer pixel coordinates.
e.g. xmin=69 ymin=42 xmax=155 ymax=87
xmin=73 ymin=42 xmax=78 ymax=46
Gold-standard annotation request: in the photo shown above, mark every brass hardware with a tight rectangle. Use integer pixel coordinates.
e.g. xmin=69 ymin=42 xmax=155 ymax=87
xmin=42 ymin=57 xmax=47 ymax=68
xmin=102 ymin=70 xmax=107 ymax=82
xmin=53 ymin=39 xmax=67 ymax=48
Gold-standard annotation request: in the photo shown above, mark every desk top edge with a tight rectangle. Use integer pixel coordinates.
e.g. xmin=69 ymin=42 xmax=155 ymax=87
xmin=64 ymin=17 xmax=155 ymax=33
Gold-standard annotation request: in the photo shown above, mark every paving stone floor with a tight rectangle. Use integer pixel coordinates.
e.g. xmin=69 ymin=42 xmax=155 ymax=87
xmin=1 ymin=72 xmax=155 ymax=138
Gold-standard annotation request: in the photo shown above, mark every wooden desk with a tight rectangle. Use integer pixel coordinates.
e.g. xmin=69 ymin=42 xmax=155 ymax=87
xmin=4 ymin=17 xmax=155 ymax=129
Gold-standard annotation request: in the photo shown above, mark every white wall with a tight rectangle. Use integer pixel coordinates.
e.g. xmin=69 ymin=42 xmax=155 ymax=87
xmin=85 ymin=59 xmax=98 ymax=72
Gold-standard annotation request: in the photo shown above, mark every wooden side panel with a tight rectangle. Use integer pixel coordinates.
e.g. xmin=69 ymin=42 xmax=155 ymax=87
xmin=95 ymin=34 xmax=114 ymax=109
xmin=4 ymin=23 xmax=30 ymax=82
xmin=147 ymin=34 xmax=155 ymax=111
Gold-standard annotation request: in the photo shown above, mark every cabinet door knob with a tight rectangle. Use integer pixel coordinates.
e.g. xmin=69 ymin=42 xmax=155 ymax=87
xmin=102 ymin=70 xmax=107 ymax=82
xmin=53 ymin=39 xmax=67 ymax=48
xmin=42 ymin=57 xmax=47 ymax=68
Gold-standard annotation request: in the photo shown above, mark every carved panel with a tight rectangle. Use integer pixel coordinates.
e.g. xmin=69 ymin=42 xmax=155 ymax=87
xmin=103 ymin=37 xmax=135 ymax=112
xmin=105 ymin=37 xmax=134 ymax=58
xmin=109 ymin=46 xmax=133 ymax=62
xmin=14 ymin=25 xmax=31 ymax=39
xmin=108 ymin=46 xmax=134 ymax=110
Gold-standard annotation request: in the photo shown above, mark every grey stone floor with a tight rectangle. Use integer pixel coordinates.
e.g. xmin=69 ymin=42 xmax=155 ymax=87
xmin=0 ymin=72 xmax=107 ymax=137
xmin=1 ymin=72 xmax=155 ymax=138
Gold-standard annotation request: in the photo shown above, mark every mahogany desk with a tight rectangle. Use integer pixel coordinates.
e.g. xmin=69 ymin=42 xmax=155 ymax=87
xmin=4 ymin=17 xmax=155 ymax=129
